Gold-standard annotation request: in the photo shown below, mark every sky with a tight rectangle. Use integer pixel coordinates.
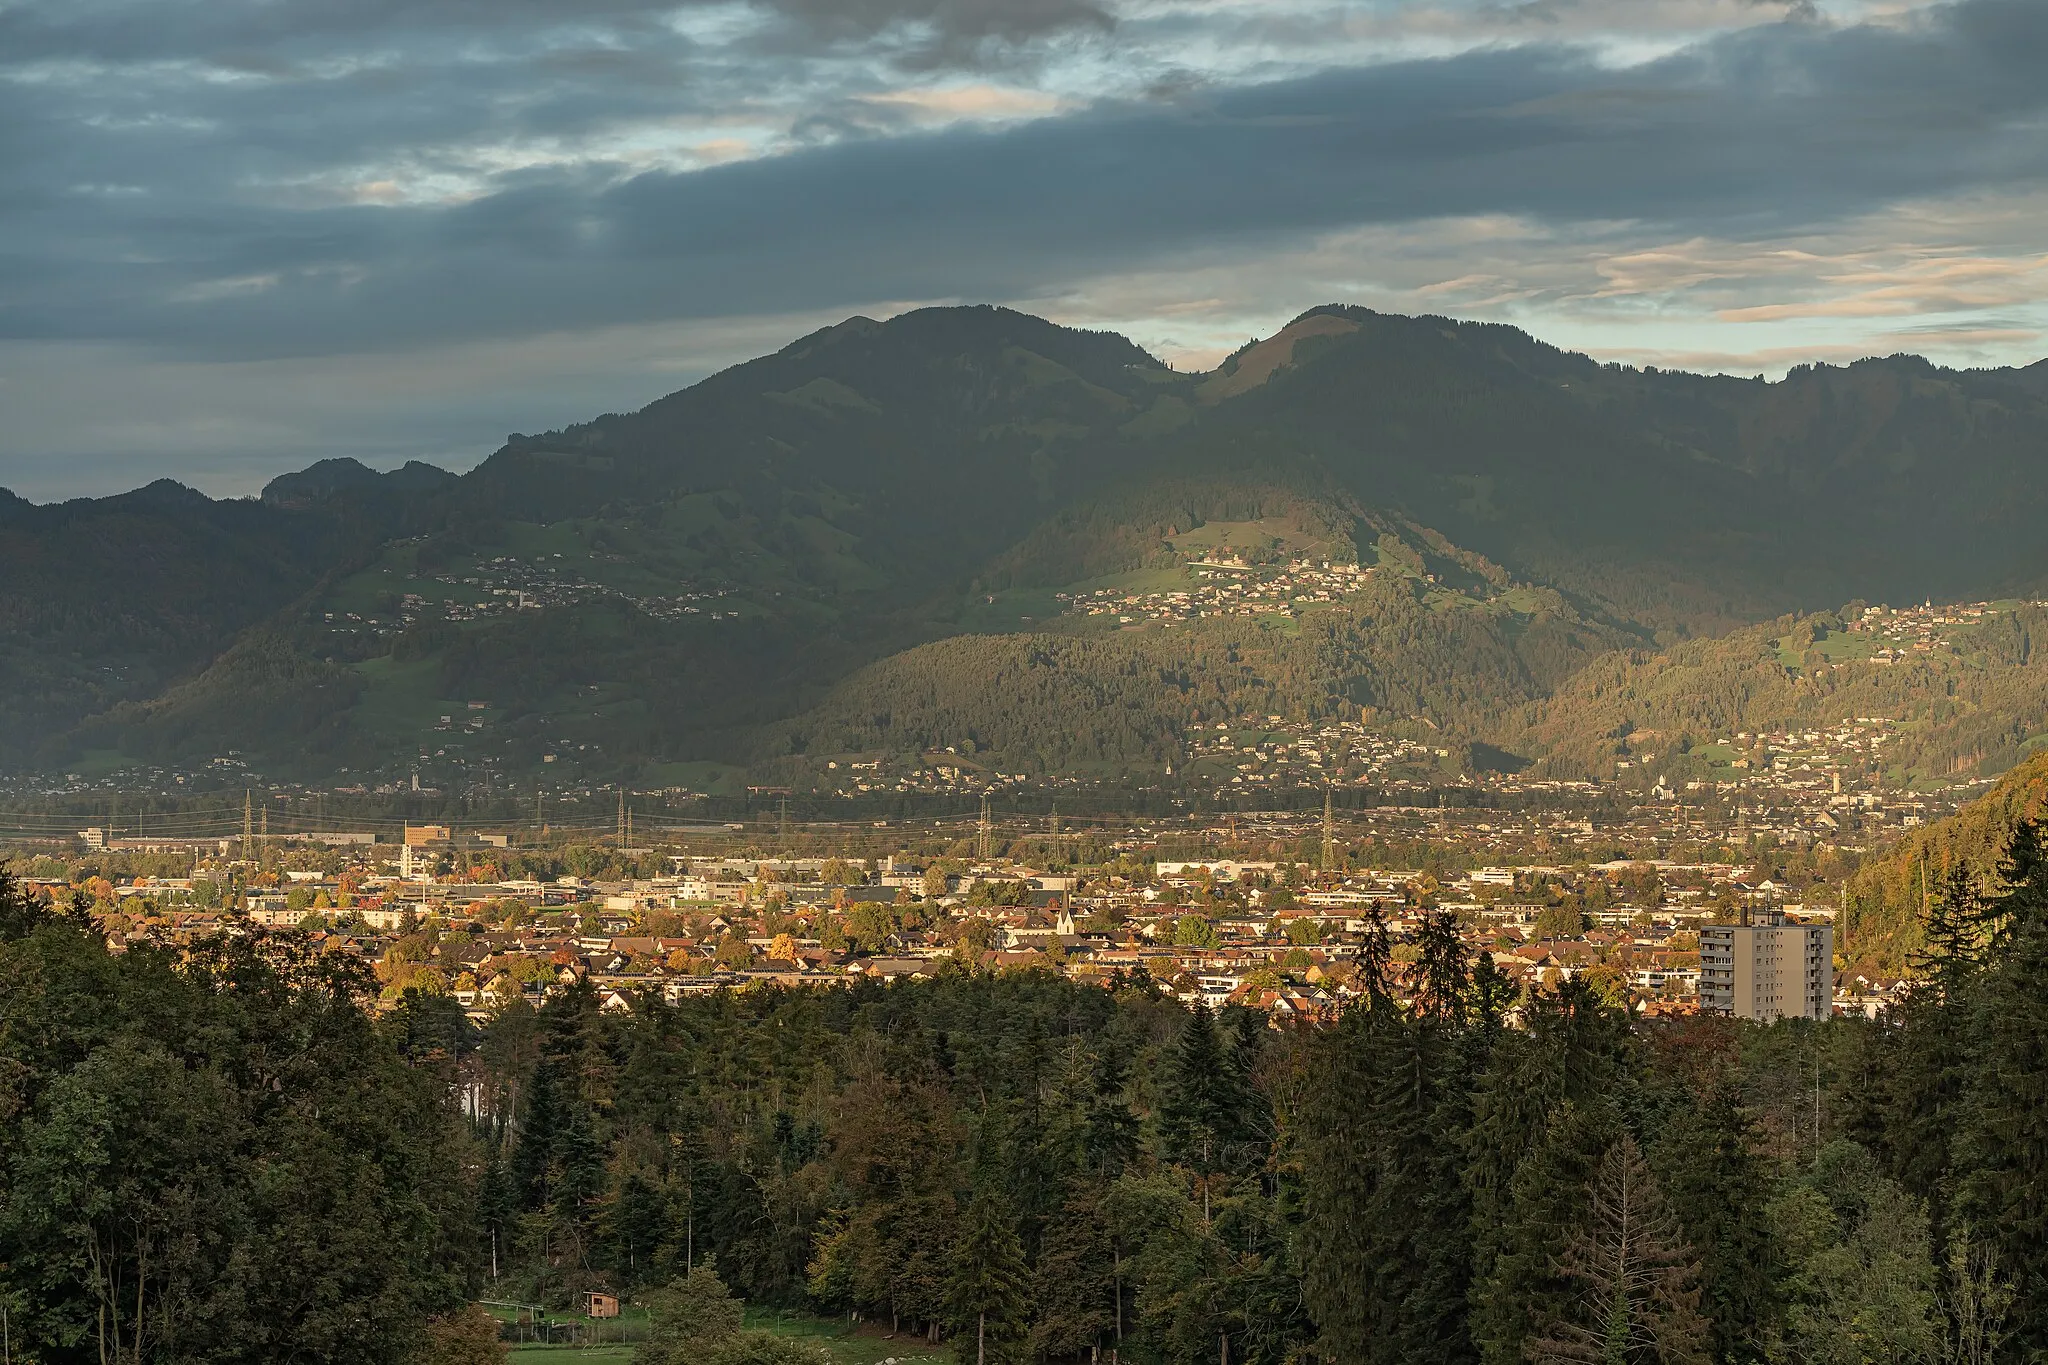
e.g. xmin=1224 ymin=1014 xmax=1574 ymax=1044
xmin=3 ymin=0 xmax=2046 ymax=501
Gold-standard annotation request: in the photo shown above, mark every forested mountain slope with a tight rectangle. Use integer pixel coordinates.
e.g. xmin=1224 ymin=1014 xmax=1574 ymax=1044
xmin=0 ymin=475 xmax=424 ymax=766
xmin=1499 ymin=602 xmax=2048 ymax=783
xmin=772 ymin=562 xmax=1625 ymax=775
xmin=1843 ymin=748 xmax=2048 ymax=974
xmin=460 ymin=306 xmax=1171 ymax=601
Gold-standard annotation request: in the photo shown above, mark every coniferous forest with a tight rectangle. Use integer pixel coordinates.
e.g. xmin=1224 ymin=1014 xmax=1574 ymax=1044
xmin=8 ymin=832 xmax=2048 ymax=1365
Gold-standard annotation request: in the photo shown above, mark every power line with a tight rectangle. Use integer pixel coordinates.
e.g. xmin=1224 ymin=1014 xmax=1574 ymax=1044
xmin=1321 ymin=786 xmax=1335 ymax=876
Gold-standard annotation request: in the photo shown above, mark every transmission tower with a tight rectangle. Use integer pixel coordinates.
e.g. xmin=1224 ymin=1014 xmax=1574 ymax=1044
xmin=1320 ymin=786 xmax=1335 ymax=876
xmin=617 ymin=790 xmax=626 ymax=846
xmin=242 ymin=790 xmax=254 ymax=862
xmin=978 ymin=795 xmax=993 ymax=863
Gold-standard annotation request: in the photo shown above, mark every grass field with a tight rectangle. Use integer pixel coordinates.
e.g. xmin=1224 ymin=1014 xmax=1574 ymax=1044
xmin=743 ymin=1308 xmax=956 ymax=1363
xmin=950 ymin=585 xmax=1071 ymax=633
xmin=1775 ymin=630 xmax=1879 ymax=669
xmin=510 ymin=1345 xmax=634 ymax=1365
xmin=1166 ymin=516 xmax=1340 ymax=560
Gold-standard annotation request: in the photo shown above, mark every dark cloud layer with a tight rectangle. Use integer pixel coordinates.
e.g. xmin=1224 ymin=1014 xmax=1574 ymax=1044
xmin=0 ymin=0 xmax=1111 ymax=63
xmin=4 ymin=1 xmax=2043 ymax=360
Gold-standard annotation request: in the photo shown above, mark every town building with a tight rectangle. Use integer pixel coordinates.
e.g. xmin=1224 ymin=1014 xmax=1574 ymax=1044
xmin=1699 ymin=909 xmax=1833 ymax=1021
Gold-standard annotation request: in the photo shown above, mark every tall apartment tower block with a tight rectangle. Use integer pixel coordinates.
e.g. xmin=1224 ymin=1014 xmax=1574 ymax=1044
xmin=1699 ymin=908 xmax=1834 ymax=1021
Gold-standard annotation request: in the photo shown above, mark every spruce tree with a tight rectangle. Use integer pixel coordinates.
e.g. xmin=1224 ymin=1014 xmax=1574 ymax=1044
xmin=1415 ymin=908 xmax=1471 ymax=1024
xmin=1300 ymin=973 xmax=1478 ymax=1365
xmin=1030 ymin=1177 xmax=1119 ymax=1361
xmin=510 ymin=1059 xmax=566 ymax=1211
xmin=1358 ymin=901 xmax=1394 ymax=999
xmin=1085 ymin=1043 xmax=1141 ymax=1175
xmin=949 ymin=1187 xmax=1030 ymax=1365
xmin=1297 ymin=1002 xmax=1406 ymax=1364
xmin=1656 ymin=1083 xmax=1780 ymax=1364
xmin=1159 ymin=1006 xmax=1253 ymax=1179
xmin=604 ymin=1171 xmax=671 ymax=1286
xmin=0 ymin=869 xmax=49 ymax=940
xmin=1884 ymin=862 xmax=1990 ymax=1240
xmin=1468 ymin=982 xmax=1633 ymax=1365
xmin=1470 ymin=1099 xmax=1620 ymax=1365
xmin=1957 ymin=820 xmax=2048 ymax=1355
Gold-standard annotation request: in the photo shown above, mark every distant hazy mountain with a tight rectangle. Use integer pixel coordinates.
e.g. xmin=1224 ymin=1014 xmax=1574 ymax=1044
xmin=14 ymin=304 xmax=2048 ymax=786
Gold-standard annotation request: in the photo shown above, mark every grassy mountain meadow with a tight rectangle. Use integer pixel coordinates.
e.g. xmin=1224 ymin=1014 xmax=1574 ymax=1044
xmin=14 ymin=303 xmax=2048 ymax=789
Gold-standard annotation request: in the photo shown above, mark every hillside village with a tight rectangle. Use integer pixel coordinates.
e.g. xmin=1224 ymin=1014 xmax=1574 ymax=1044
xmin=1059 ymin=556 xmax=1377 ymax=625
xmin=319 ymin=550 xmax=744 ymax=645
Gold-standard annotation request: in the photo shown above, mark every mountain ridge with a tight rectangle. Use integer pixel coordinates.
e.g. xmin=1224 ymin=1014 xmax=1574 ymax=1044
xmin=12 ymin=302 xmax=2048 ymax=789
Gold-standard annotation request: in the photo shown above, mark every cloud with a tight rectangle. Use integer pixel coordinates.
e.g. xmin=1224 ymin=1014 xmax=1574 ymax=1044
xmin=1011 ymin=185 xmax=2048 ymax=371
xmin=1712 ymin=251 xmax=2048 ymax=322
xmin=858 ymin=83 xmax=1071 ymax=120
xmin=6 ymin=0 xmax=2046 ymax=365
